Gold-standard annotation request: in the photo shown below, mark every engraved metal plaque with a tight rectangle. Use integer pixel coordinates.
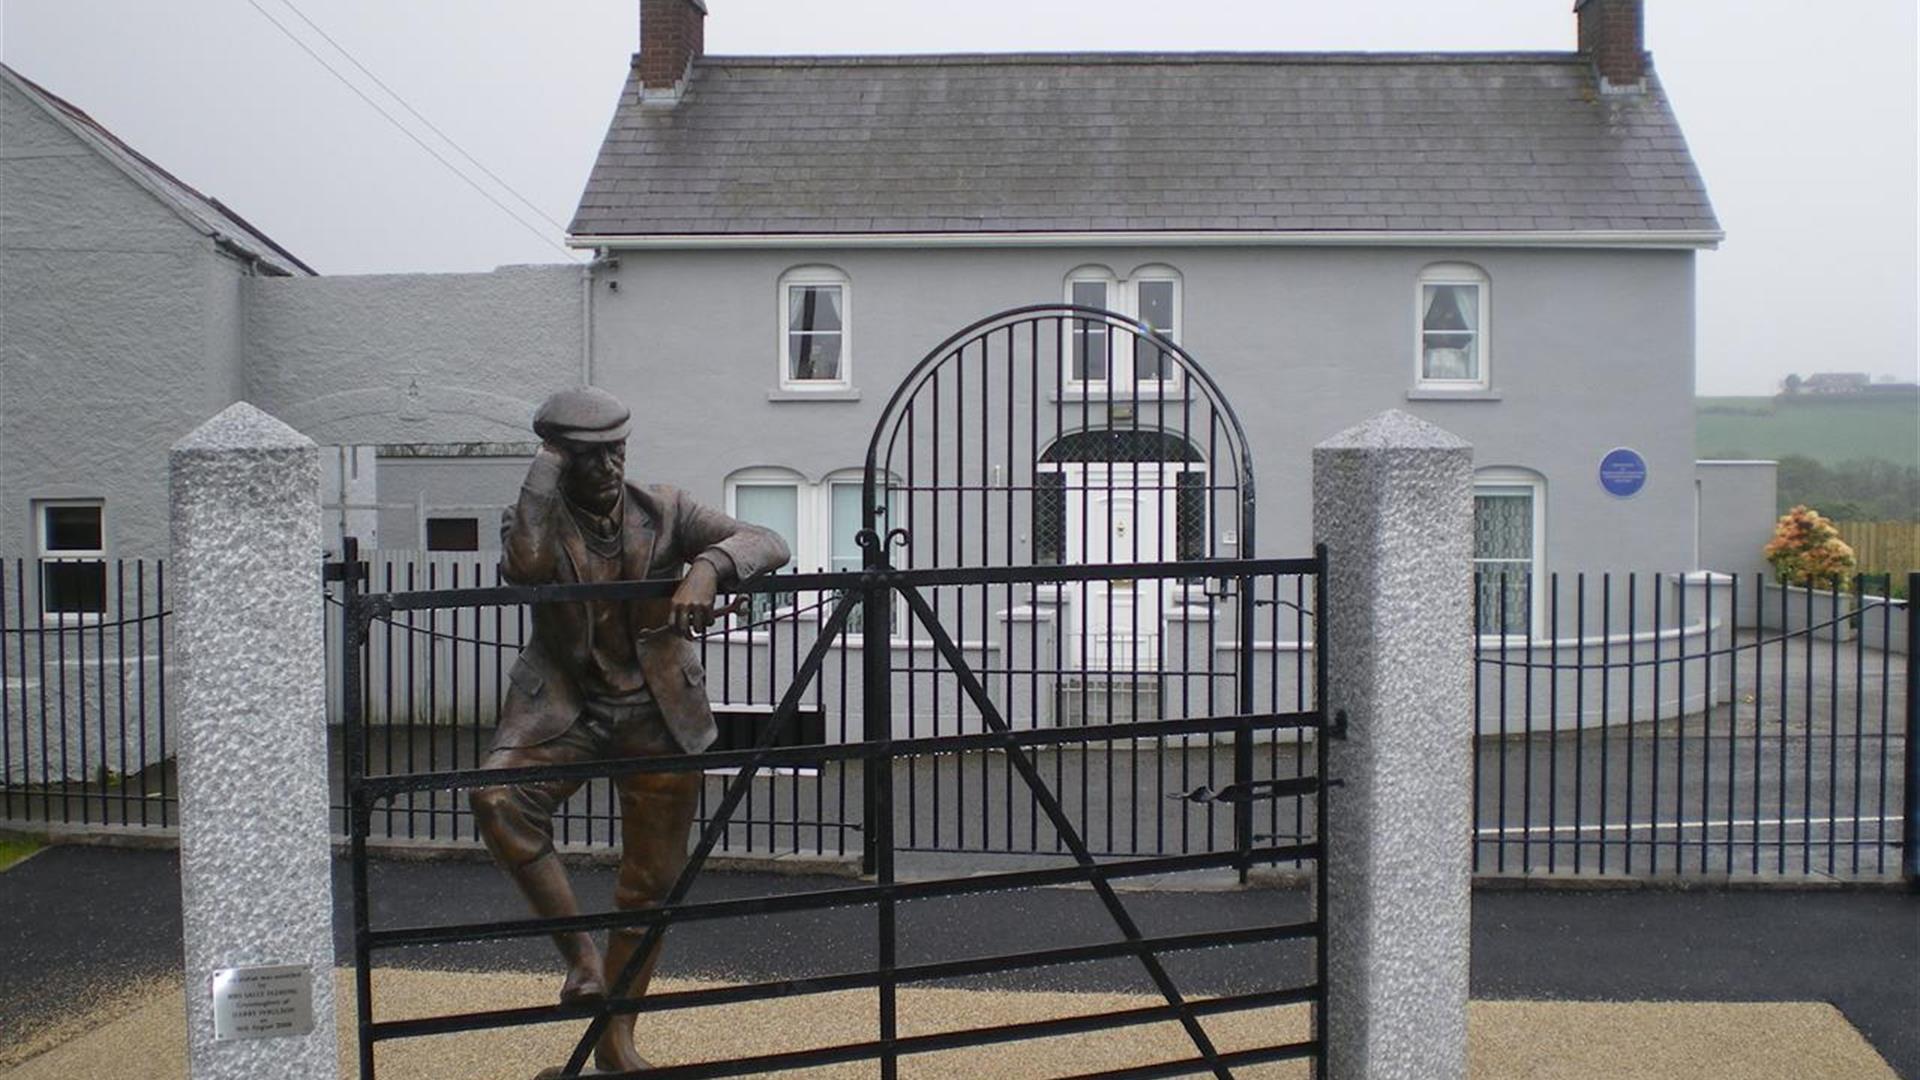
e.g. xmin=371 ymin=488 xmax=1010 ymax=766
xmin=211 ymin=964 xmax=314 ymax=1041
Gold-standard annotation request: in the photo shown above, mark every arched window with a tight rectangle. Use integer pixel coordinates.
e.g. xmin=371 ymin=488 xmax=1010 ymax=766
xmin=1127 ymin=264 xmax=1182 ymax=383
xmin=777 ymin=265 xmax=851 ymax=391
xmin=1065 ymin=265 xmax=1120 ymax=384
xmin=1062 ymin=264 xmax=1182 ymax=388
xmin=1474 ymin=466 xmax=1545 ymax=635
xmin=1417 ymin=262 xmax=1491 ymax=391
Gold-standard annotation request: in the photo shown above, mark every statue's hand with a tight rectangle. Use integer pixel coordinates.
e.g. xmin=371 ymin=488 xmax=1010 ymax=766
xmin=670 ymin=560 xmax=721 ymax=637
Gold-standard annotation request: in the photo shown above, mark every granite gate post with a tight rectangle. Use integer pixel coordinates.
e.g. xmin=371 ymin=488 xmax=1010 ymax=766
xmin=1313 ymin=410 xmax=1473 ymax=1080
xmin=171 ymin=403 xmax=337 ymax=1079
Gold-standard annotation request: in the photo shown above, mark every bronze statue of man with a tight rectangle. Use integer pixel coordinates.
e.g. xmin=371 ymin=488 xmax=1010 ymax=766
xmin=470 ymin=386 xmax=789 ymax=1072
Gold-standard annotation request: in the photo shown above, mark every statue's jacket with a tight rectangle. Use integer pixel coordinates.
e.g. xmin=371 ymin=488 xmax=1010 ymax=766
xmin=493 ymin=453 xmax=791 ymax=754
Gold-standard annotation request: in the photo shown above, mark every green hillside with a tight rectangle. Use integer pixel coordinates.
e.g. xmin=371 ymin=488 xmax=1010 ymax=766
xmin=1697 ymin=395 xmax=1918 ymax=469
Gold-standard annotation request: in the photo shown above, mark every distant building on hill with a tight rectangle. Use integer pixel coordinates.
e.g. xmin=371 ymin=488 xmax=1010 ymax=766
xmin=1778 ymin=372 xmax=1915 ymax=399
xmin=1787 ymin=372 xmax=1872 ymax=395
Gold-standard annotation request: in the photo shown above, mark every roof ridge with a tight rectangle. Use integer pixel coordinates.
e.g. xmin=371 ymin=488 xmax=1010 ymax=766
xmin=0 ymin=61 xmax=314 ymax=276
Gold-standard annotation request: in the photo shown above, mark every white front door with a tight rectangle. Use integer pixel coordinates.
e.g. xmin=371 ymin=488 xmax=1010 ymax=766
xmin=1060 ymin=463 xmax=1176 ymax=672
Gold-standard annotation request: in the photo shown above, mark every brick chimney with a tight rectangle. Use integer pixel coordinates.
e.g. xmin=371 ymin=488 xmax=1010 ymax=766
xmin=1575 ymin=0 xmax=1646 ymax=92
xmin=638 ymin=0 xmax=705 ymax=101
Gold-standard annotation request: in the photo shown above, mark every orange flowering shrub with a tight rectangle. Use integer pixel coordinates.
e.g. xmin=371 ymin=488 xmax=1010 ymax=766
xmin=1762 ymin=505 xmax=1857 ymax=587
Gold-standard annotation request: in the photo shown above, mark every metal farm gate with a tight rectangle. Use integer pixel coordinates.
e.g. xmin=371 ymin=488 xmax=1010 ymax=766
xmin=335 ymin=306 xmax=1334 ymax=1078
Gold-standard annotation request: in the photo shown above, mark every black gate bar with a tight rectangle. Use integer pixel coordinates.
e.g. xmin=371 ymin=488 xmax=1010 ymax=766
xmin=338 ymin=550 xmax=1329 ymax=1079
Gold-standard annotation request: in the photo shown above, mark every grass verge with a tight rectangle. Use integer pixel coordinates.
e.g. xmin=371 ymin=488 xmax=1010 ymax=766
xmin=0 ymin=837 xmax=45 ymax=871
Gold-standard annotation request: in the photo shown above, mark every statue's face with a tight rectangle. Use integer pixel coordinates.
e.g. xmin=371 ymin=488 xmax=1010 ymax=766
xmin=561 ymin=440 xmax=626 ymax=515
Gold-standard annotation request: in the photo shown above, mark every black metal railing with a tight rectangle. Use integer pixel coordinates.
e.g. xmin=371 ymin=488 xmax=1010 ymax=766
xmin=6 ymin=557 xmax=1914 ymax=889
xmin=0 ymin=557 xmax=172 ymax=830
xmin=335 ymin=546 xmax=1330 ymax=1079
xmin=311 ymin=551 xmax=1325 ymax=866
xmin=1472 ymin=570 xmax=1914 ymax=879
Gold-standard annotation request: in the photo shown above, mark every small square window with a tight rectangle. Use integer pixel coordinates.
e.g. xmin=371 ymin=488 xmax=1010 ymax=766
xmin=37 ymin=501 xmax=106 ymax=616
xmin=44 ymin=505 xmax=103 ymax=551
xmin=425 ymin=517 xmax=480 ymax=552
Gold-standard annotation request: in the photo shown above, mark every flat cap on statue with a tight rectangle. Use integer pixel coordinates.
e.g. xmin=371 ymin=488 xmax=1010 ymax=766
xmin=532 ymin=386 xmax=631 ymax=444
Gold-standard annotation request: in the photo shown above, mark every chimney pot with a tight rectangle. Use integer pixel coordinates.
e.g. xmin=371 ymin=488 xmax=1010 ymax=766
xmin=1575 ymin=0 xmax=1646 ymax=91
xmin=639 ymin=0 xmax=706 ymax=100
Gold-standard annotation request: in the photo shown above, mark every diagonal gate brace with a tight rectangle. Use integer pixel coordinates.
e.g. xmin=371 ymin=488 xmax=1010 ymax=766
xmin=556 ymin=590 xmax=862 ymax=1077
xmin=895 ymin=583 xmax=1235 ymax=1080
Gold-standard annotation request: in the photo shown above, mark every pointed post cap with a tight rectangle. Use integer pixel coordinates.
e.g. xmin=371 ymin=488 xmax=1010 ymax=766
xmin=172 ymin=402 xmax=315 ymax=455
xmin=1315 ymin=409 xmax=1471 ymax=452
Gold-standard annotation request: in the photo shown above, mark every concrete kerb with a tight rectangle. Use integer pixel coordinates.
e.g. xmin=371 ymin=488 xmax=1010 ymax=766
xmin=170 ymin=403 xmax=338 ymax=1080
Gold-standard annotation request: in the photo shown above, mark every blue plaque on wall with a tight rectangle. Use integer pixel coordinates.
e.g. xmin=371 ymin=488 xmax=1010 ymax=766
xmin=1598 ymin=448 xmax=1648 ymax=498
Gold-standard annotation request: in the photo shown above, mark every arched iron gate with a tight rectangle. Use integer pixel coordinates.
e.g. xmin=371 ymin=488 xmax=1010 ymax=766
xmin=862 ymin=303 xmax=1256 ymax=571
xmin=856 ymin=305 xmax=1284 ymax=869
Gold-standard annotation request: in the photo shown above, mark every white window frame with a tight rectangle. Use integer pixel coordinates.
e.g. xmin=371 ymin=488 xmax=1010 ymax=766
xmin=821 ymin=472 xmax=867 ymax=576
xmin=823 ymin=471 xmax=905 ymax=636
xmin=1473 ymin=468 xmax=1545 ymax=640
xmin=1415 ymin=262 xmax=1491 ymax=392
xmin=35 ymin=498 xmax=107 ymax=621
xmin=1062 ymin=264 xmax=1184 ymax=393
xmin=723 ymin=468 xmax=911 ymax=636
xmin=725 ymin=468 xmax=809 ymax=623
xmin=777 ymin=265 xmax=852 ymax=393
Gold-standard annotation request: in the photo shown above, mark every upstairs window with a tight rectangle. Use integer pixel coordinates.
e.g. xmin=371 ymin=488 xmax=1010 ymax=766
xmin=1133 ymin=278 xmax=1178 ymax=382
xmin=779 ymin=266 xmax=851 ymax=390
xmin=1069 ymin=279 xmax=1111 ymax=382
xmin=38 ymin=501 xmax=106 ymax=616
xmin=1064 ymin=265 xmax=1182 ymax=389
xmin=1417 ymin=263 xmax=1490 ymax=390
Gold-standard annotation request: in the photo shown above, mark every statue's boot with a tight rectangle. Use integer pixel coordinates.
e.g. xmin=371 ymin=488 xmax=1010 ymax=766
xmin=507 ymin=851 xmax=606 ymax=1003
xmin=593 ymin=925 xmax=662 ymax=1071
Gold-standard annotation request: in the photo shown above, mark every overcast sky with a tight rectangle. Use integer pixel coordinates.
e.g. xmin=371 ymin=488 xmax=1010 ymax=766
xmin=3 ymin=0 xmax=1914 ymax=396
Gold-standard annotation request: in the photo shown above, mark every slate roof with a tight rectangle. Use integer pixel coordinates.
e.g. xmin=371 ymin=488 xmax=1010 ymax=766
xmin=2 ymin=63 xmax=314 ymax=275
xmin=571 ymin=53 xmax=1719 ymax=241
